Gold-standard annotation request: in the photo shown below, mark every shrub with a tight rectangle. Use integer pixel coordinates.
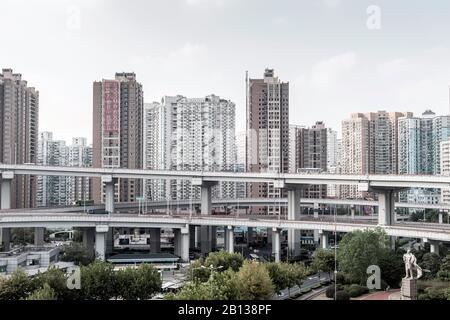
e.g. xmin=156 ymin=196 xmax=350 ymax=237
xmin=325 ymin=286 xmax=335 ymax=298
xmin=300 ymin=288 xmax=312 ymax=294
xmin=335 ymin=290 xmax=350 ymax=300
xmin=346 ymin=284 xmax=369 ymax=298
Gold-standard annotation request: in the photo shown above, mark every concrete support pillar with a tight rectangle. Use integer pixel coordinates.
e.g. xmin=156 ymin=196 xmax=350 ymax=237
xmin=180 ymin=227 xmax=190 ymax=263
xmin=192 ymin=179 xmax=217 ymax=255
xmin=351 ymin=205 xmax=355 ymax=220
xmin=1 ymin=172 xmax=14 ymax=210
xmin=320 ymin=232 xmax=329 ymax=250
xmin=82 ymin=227 xmax=95 ymax=258
xmin=34 ymin=228 xmax=45 ymax=246
xmin=102 ymin=175 xmax=116 ymax=214
xmin=439 ymin=211 xmax=444 ymax=225
xmin=150 ymin=228 xmax=161 ymax=253
xmin=174 ymin=229 xmax=181 ymax=257
xmin=226 ymin=226 xmax=234 ymax=254
xmin=313 ymin=202 xmax=319 ymax=219
xmin=195 ymin=226 xmax=201 ymax=248
xmin=1 ymin=228 xmax=11 ymax=251
xmin=377 ymin=190 xmax=396 ymax=226
xmin=272 ymin=228 xmax=281 ymax=263
xmin=287 ymin=188 xmax=301 ymax=256
xmin=95 ymin=225 xmax=109 ymax=261
xmin=430 ymin=241 xmax=440 ymax=255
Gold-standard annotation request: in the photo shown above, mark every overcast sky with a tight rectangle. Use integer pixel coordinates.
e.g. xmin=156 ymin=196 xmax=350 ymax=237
xmin=2 ymin=0 xmax=450 ymax=144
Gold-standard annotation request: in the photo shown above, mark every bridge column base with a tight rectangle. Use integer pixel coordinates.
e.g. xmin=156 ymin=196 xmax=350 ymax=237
xmin=370 ymin=187 xmax=406 ymax=226
xmin=34 ymin=228 xmax=45 ymax=246
xmin=226 ymin=226 xmax=234 ymax=254
xmin=180 ymin=226 xmax=190 ymax=263
xmin=320 ymin=231 xmax=329 ymax=250
xmin=82 ymin=227 xmax=95 ymax=258
xmin=189 ymin=225 xmax=196 ymax=249
xmin=102 ymin=176 xmax=117 ymax=214
xmin=95 ymin=225 xmax=109 ymax=261
xmin=0 ymin=228 xmax=11 ymax=252
xmin=200 ymin=226 xmax=212 ymax=255
xmin=272 ymin=228 xmax=281 ymax=263
xmin=150 ymin=228 xmax=161 ymax=253
xmin=286 ymin=187 xmax=302 ymax=257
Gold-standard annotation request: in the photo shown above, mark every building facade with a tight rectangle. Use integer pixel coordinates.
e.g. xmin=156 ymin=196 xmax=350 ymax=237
xmin=340 ymin=111 xmax=412 ymax=198
xmin=246 ymin=69 xmax=289 ymax=215
xmin=295 ymin=121 xmax=328 ymax=198
xmin=37 ymin=133 xmax=92 ymax=207
xmin=92 ymin=72 xmax=144 ymax=204
xmin=398 ymin=110 xmax=450 ymax=204
xmin=0 ymin=69 xmax=39 ymax=208
xmin=440 ymin=138 xmax=450 ymax=203
xmin=144 ymin=95 xmax=236 ymax=203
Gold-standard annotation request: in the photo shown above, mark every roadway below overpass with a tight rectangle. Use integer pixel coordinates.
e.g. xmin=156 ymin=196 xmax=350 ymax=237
xmin=2 ymin=198 xmax=450 ymax=214
xmin=1 ymin=212 xmax=450 ymax=242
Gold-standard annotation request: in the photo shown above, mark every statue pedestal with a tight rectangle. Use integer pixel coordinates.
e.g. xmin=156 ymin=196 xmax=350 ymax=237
xmin=401 ymin=278 xmax=417 ymax=300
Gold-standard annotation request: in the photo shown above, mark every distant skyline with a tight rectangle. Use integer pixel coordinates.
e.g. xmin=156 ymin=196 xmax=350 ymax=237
xmin=2 ymin=0 xmax=450 ymax=143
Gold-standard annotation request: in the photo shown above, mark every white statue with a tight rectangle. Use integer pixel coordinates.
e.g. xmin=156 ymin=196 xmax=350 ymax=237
xmin=403 ymin=249 xmax=423 ymax=279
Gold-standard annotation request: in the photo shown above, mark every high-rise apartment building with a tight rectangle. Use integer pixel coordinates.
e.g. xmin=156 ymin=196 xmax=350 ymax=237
xmin=144 ymin=95 xmax=236 ymax=202
xmin=235 ymin=131 xmax=247 ymax=199
xmin=340 ymin=111 xmax=412 ymax=198
xmin=289 ymin=125 xmax=304 ymax=173
xmin=246 ymin=69 xmax=289 ymax=214
xmin=326 ymin=128 xmax=341 ymax=198
xmin=295 ymin=121 xmax=328 ymax=198
xmin=37 ymin=133 xmax=92 ymax=207
xmin=398 ymin=110 xmax=450 ymax=204
xmin=440 ymin=138 xmax=450 ymax=203
xmin=66 ymin=137 xmax=92 ymax=205
xmin=92 ymin=72 xmax=143 ymax=204
xmin=0 ymin=69 xmax=39 ymax=208
xmin=37 ymin=132 xmax=68 ymax=206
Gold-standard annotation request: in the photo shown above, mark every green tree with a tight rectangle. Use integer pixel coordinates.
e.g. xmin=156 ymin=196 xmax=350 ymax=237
xmin=204 ymin=250 xmax=244 ymax=272
xmin=0 ymin=269 xmax=37 ymax=300
xmin=116 ymin=264 xmax=162 ymax=300
xmin=188 ymin=259 xmax=211 ymax=283
xmin=170 ymin=281 xmax=213 ymax=300
xmin=437 ymin=255 xmax=450 ymax=281
xmin=80 ymin=261 xmax=116 ymax=300
xmin=208 ymin=268 xmax=241 ymax=300
xmin=60 ymin=242 xmax=94 ymax=266
xmin=34 ymin=267 xmax=70 ymax=300
xmin=421 ymin=253 xmax=441 ymax=280
xmin=237 ymin=261 xmax=274 ymax=300
xmin=378 ymin=250 xmax=404 ymax=288
xmin=337 ymin=229 xmax=389 ymax=285
xmin=265 ymin=263 xmax=289 ymax=294
xmin=26 ymin=283 xmax=57 ymax=300
xmin=311 ymin=249 xmax=335 ymax=279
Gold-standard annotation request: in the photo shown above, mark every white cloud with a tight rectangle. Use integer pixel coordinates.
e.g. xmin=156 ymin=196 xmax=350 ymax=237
xmin=321 ymin=0 xmax=341 ymax=8
xmin=310 ymin=52 xmax=357 ymax=88
xmin=184 ymin=0 xmax=231 ymax=7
